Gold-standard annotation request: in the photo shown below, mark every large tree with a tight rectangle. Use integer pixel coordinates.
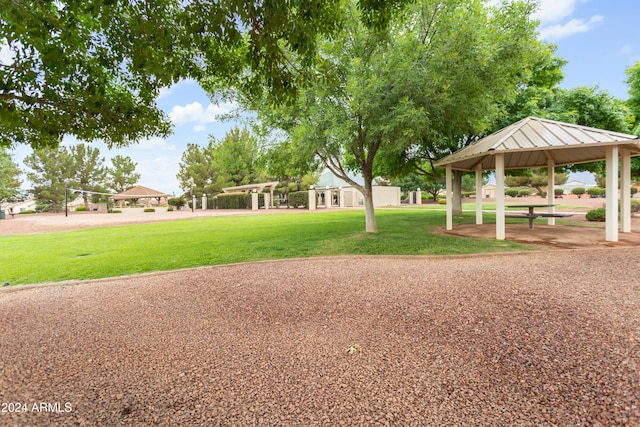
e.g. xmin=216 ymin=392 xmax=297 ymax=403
xmin=24 ymin=147 xmax=75 ymax=213
xmin=177 ymin=127 xmax=266 ymax=196
xmin=253 ymin=0 xmax=543 ymax=232
xmin=1 ymin=0 xmax=403 ymax=150
xmin=625 ymin=61 xmax=640 ymax=134
xmin=69 ymin=144 xmax=108 ymax=208
xmin=0 ymin=148 xmax=21 ymax=209
xmin=108 ymin=155 xmax=141 ymax=193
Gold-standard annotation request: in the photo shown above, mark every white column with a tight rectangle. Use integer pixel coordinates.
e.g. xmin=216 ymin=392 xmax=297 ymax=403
xmin=264 ymin=193 xmax=270 ymax=210
xmin=325 ymin=190 xmax=332 ymax=209
xmin=446 ymin=165 xmax=453 ymax=230
xmin=192 ymin=194 xmax=196 ymax=211
xmin=547 ymin=159 xmax=555 ymax=225
xmin=408 ymin=191 xmax=413 ymax=205
xmin=475 ymin=164 xmax=483 ymax=225
xmin=416 ymin=189 xmax=422 ymax=205
xmin=621 ymin=149 xmax=632 ymax=233
xmin=605 ymin=146 xmax=619 ymax=242
xmin=308 ymin=189 xmax=316 ymax=210
xmin=201 ymin=194 xmax=207 ymax=210
xmin=495 ymin=153 xmax=505 ymax=240
xmin=339 ymin=188 xmax=345 ymax=208
xmin=251 ymin=192 xmax=259 ymax=211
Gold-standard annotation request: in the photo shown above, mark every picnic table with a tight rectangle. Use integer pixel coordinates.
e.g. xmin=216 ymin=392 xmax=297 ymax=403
xmin=505 ymin=204 xmax=574 ymax=230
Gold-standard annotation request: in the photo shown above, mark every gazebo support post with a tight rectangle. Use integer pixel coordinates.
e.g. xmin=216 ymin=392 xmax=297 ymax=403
xmin=621 ymin=149 xmax=632 ymax=233
xmin=605 ymin=146 xmax=619 ymax=242
xmin=547 ymin=159 xmax=555 ymax=225
xmin=495 ymin=153 xmax=506 ymax=240
xmin=475 ymin=164 xmax=483 ymax=225
xmin=446 ymin=165 xmax=452 ymax=230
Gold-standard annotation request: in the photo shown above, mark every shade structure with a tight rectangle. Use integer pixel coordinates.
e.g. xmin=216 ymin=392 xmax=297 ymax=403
xmin=435 ymin=117 xmax=640 ymax=171
xmin=434 ymin=117 xmax=640 ymax=242
xmin=110 ymin=185 xmax=170 ymax=200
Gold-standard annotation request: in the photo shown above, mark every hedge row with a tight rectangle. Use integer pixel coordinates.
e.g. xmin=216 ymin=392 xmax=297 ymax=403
xmin=287 ymin=191 xmax=309 ymax=209
xmin=215 ymin=192 xmax=268 ymax=209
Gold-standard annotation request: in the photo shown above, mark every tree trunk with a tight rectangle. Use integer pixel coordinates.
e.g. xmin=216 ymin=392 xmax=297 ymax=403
xmin=452 ymin=170 xmax=463 ymax=215
xmin=362 ymin=169 xmax=378 ymax=233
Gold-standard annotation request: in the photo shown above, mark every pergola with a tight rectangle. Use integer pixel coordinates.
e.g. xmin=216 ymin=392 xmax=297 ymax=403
xmin=110 ymin=185 xmax=171 ymax=207
xmin=222 ymin=182 xmax=280 ymax=207
xmin=434 ymin=117 xmax=640 ymax=242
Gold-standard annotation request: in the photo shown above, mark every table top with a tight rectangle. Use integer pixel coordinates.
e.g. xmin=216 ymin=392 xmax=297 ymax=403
xmin=505 ymin=204 xmax=555 ymax=208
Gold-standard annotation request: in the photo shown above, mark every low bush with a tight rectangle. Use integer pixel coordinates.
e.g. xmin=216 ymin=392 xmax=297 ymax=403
xmin=108 ymin=210 xmax=122 ymax=214
xmin=167 ymin=207 xmax=174 ymax=212
xmin=288 ymin=191 xmax=309 ymax=209
xmin=144 ymin=208 xmax=155 ymax=213
xmin=18 ymin=210 xmax=36 ymax=215
xmin=216 ymin=193 xmax=250 ymax=209
xmin=587 ymin=187 xmax=605 ymax=198
xmin=505 ymin=188 xmax=519 ymax=197
xmin=571 ymin=187 xmax=586 ymax=198
xmin=585 ymin=207 xmax=606 ymax=222
xmin=75 ymin=206 xmax=87 ymax=212
xmin=554 ymin=188 xmax=564 ymax=196
xmin=631 ymin=187 xmax=638 ymax=196
xmin=437 ymin=198 xmax=447 ymax=205
xmin=632 ymin=199 xmax=640 ymax=214
xmin=168 ymin=197 xmax=186 ymax=210
xmin=517 ymin=189 xmax=531 ymax=197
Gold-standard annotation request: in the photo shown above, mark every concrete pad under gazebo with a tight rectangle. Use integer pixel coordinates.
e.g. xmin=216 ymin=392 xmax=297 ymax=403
xmin=110 ymin=185 xmax=171 ymax=208
xmin=434 ymin=117 xmax=640 ymax=242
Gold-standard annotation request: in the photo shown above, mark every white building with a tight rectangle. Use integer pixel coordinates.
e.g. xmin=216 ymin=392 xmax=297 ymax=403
xmin=315 ymin=170 xmax=401 ymax=207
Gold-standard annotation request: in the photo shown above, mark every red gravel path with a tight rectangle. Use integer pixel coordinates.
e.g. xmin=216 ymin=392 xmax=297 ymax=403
xmin=1 ymin=250 xmax=638 ymax=426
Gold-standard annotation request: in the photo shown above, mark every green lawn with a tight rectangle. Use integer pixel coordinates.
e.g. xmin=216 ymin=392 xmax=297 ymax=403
xmin=1 ymin=209 xmax=533 ymax=286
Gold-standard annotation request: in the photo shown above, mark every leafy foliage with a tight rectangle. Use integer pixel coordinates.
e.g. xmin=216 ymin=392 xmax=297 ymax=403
xmin=0 ymin=149 xmax=21 ymax=204
xmin=1 ymin=0 xmax=403 ymax=149
xmin=177 ymin=127 xmax=266 ymax=196
xmin=253 ymin=0 xmax=543 ymax=232
xmin=24 ymin=147 xmax=75 ymax=212
xmin=585 ymin=208 xmax=606 ymax=222
xmin=108 ymin=155 xmax=140 ymax=193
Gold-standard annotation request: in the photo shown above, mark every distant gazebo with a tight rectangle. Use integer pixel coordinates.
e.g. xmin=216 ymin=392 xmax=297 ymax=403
xmin=110 ymin=185 xmax=171 ymax=208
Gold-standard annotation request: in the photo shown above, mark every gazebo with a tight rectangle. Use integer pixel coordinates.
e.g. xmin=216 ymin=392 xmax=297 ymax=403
xmin=110 ymin=185 xmax=171 ymax=208
xmin=434 ymin=117 xmax=640 ymax=242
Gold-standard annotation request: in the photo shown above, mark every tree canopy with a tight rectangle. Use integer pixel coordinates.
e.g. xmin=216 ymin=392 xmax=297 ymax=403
xmin=1 ymin=0 xmax=405 ymax=150
xmin=252 ymin=0 xmax=544 ymax=232
xmin=0 ymin=148 xmax=21 ymax=205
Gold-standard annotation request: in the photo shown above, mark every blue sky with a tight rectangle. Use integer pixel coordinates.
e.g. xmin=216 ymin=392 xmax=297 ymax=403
xmin=7 ymin=0 xmax=640 ymax=194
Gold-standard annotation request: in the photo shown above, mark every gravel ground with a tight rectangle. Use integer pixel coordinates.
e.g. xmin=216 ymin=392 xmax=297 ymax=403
xmin=1 ymin=250 xmax=639 ymax=426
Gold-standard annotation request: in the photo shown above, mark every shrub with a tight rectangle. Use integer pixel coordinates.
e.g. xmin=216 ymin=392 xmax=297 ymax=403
xmin=554 ymin=188 xmax=564 ymax=196
xmin=585 ymin=207 xmax=606 ymax=222
xmin=587 ymin=187 xmax=604 ymax=198
xmin=517 ymin=189 xmax=531 ymax=197
xmin=437 ymin=198 xmax=447 ymax=205
xmin=75 ymin=206 xmax=87 ymax=212
xmin=631 ymin=187 xmax=638 ymax=196
xmin=167 ymin=207 xmax=174 ymax=212
xmin=168 ymin=197 xmax=186 ymax=210
xmin=144 ymin=208 xmax=155 ymax=213
xmin=18 ymin=210 xmax=36 ymax=214
xmin=505 ymin=188 xmax=519 ymax=197
xmin=632 ymin=199 xmax=640 ymax=214
xmin=571 ymin=187 xmax=586 ymax=198
xmin=108 ymin=210 xmax=122 ymax=213
xmin=216 ymin=193 xmax=250 ymax=209
xmin=288 ymin=191 xmax=309 ymax=209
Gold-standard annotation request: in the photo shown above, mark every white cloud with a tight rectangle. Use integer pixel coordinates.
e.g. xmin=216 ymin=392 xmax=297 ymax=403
xmin=538 ymin=14 xmax=603 ymax=41
xmin=158 ymin=87 xmax=172 ymax=99
xmin=619 ymin=44 xmax=634 ymax=55
xmin=168 ymin=101 xmax=237 ymax=126
xmin=533 ymin=0 xmax=585 ymax=24
xmin=136 ymin=156 xmax=182 ymax=194
xmin=192 ymin=125 xmax=207 ymax=133
xmin=131 ymin=137 xmax=176 ymax=151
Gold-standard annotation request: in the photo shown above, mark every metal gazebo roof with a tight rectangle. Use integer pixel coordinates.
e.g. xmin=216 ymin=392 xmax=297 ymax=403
xmin=110 ymin=185 xmax=170 ymax=200
xmin=434 ymin=116 xmax=640 ymax=243
xmin=434 ymin=116 xmax=640 ymax=171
